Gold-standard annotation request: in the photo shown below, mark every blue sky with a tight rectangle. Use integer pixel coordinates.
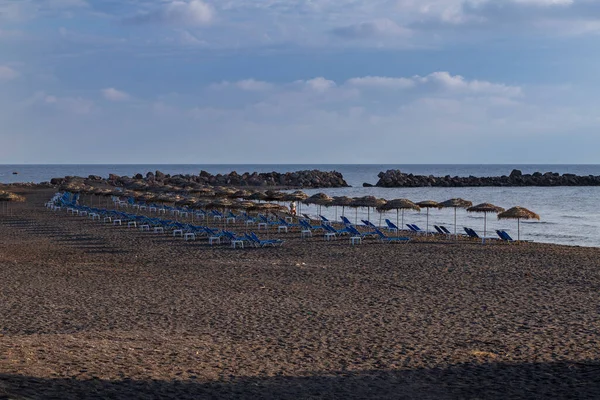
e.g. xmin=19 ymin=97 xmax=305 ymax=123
xmin=1 ymin=0 xmax=600 ymax=163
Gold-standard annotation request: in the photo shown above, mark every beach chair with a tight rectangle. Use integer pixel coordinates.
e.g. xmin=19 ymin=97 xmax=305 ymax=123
xmin=373 ymin=228 xmax=410 ymax=243
xmin=496 ymin=230 xmax=516 ymax=242
xmin=299 ymin=219 xmax=323 ymax=231
xmin=464 ymin=227 xmax=480 ymax=239
xmin=385 ymin=219 xmax=399 ymax=232
xmin=222 ymin=231 xmax=250 ymax=248
xmin=340 ymin=216 xmax=353 ymax=226
xmin=346 ymin=225 xmax=376 ymax=238
xmin=319 ymin=215 xmax=332 ymax=226
xmin=325 ymin=224 xmax=353 ymax=236
xmin=246 ymin=232 xmax=284 ymax=247
xmin=407 ymin=224 xmax=425 ymax=235
xmin=433 ymin=225 xmax=445 ymax=235
xmin=362 ymin=220 xmax=378 ymax=229
xmin=439 ymin=226 xmax=452 ymax=235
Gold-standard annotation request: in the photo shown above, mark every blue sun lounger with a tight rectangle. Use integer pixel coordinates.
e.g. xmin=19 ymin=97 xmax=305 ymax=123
xmin=407 ymin=224 xmax=425 ymax=235
xmin=464 ymin=227 xmax=480 ymax=238
xmin=496 ymin=230 xmax=515 ymax=242
xmin=346 ymin=225 xmax=376 ymax=238
xmin=374 ymin=228 xmax=410 ymax=243
xmin=385 ymin=219 xmax=399 ymax=232
xmin=340 ymin=216 xmax=353 ymax=226
xmin=245 ymin=232 xmax=284 ymax=247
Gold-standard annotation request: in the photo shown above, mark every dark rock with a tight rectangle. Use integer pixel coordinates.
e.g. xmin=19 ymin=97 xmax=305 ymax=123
xmin=363 ymin=183 xmax=374 ymax=187
xmin=374 ymin=169 xmax=600 ymax=188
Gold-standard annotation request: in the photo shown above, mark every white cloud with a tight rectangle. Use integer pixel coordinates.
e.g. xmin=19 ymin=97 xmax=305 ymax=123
xmin=332 ymin=18 xmax=411 ymax=39
xmin=209 ymin=79 xmax=273 ymax=91
xmin=347 ymin=76 xmax=415 ymax=89
xmin=0 ymin=65 xmax=18 ymax=81
xmin=126 ymin=0 xmax=214 ymax=26
xmin=102 ymin=87 xmax=131 ymax=102
xmin=234 ymin=79 xmax=273 ymax=91
xmin=303 ymin=77 xmax=337 ymax=92
xmin=415 ymin=72 xmax=523 ymax=97
xmin=28 ymin=91 xmax=95 ymax=114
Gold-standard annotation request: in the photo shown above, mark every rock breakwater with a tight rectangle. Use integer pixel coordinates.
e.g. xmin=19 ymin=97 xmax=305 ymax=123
xmin=50 ymin=169 xmax=349 ymax=189
xmin=373 ymin=169 xmax=600 ymax=187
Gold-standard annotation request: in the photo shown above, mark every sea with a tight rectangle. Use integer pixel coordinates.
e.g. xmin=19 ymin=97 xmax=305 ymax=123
xmin=1 ymin=164 xmax=599 ymax=248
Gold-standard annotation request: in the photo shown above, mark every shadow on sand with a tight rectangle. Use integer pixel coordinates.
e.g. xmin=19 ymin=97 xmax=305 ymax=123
xmin=2 ymin=360 xmax=600 ymax=399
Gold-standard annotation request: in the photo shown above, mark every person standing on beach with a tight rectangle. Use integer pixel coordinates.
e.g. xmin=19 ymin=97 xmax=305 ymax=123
xmin=290 ymin=201 xmax=297 ymax=216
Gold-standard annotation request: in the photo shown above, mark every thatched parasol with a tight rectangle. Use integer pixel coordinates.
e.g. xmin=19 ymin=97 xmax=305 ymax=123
xmin=206 ymin=198 xmax=233 ymax=209
xmin=467 ymin=203 xmax=505 ymax=243
xmin=285 ymin=191 xmax=308 ymax=202
xmin=264 ymin=190 xmax=286 ymax=202
xmin=304 ymin=193 xmax=333 ymax=217
xmin=284 ymin=191 xmax=308 ymax=218
xmin=0 ymin=191 xmax=25 ymax=202
xmin=0 ymin=190 xmax=25 ymax=215
xmin=439 ymin=198 xmax=473 ymax=238
xmin=231 ymin=200 xmax=257 ymax=210
xmin=213 ymin=187 xmax=237 ymax=198
xmin=377 ymin=199 xmax=420 ymax=235
xmin=231 ymin=190 xmax=252 ymax=199
xmin=331 ymin=196 xmax=354 ymax=221
xmin=417 ymin=200 xmax=441 ymax=236
xmin=497 ymin=206 xmax=540 ymax=241
xmin=189 ymin=187 xmax=215 ymax=197
xmin=350 ymin=196 xmax=386 ymax=225
xmin=248 ymin=191 xmax=267 ymax=202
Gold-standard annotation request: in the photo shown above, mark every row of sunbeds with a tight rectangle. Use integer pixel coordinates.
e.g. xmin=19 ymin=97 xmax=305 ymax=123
xmin=47 ymin=194 xmax=284 ymax=248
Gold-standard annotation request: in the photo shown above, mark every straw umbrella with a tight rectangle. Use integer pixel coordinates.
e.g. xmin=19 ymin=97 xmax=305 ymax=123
xmin=497 ymin=206 xmax=540 ymax=241
xmin=0 ymin=191 xmax=25 ymax=215
xmin=416 ymin=200 xmax=441 ymax=236
xmin=214 ymin=187 xmax=237 ymax=198
xmin=377 ymin=199 xmax=420 ymax=236
xmin=248 ymin=191 xmax=267 ymax=202
xmin=351 ymin=196 xmax=386 ymax=226
xmin=467 ymin=203 xmax=505 ymax=243
xmin=206 ymin=198 xmax=233 ymax=229
xmin=231 ymin=190 xmax=252 ymax=199
xmin=332 ymin=196 xmax=354 ymax=222
xmin=303 ymin=193 xmax=333 ymax=218
xmin=264 ymin=190 xmax=286 ymax=202
xmin=284 ymin=191 xmax=308 ymax=219
xmin=439 ymin=198 xmax=473 ymax=238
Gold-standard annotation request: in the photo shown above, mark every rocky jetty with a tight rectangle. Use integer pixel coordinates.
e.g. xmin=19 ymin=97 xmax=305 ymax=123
xmin=50 ymin=169 xmax=349 ymax=189
xmin=373 ymin=169 xmax=600 ymax=187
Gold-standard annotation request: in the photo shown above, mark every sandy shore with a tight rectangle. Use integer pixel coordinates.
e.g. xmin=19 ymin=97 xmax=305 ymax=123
xmin=1 ymin=188 xmax=600 ymax=399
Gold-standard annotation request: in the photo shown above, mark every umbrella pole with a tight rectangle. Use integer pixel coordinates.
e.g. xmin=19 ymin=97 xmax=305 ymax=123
xmin=518 ymin=218 xmax=520 ymax=242
xmin=396 ymin=208 xmax=404 ymax=230
xmin=396 ymin=210 xmax=399 ymax=237
xmin=426 ymin=209 xmax=429 ymax=236
xmin=355 ymin=208 xmax=358 ymax=225
xmin=483 ymin=214 xmax=487 ymax=244
xmin=454 ymin=208 xmax=457 ymax=239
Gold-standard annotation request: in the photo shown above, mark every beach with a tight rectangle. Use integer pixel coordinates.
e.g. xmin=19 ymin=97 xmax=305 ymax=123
xmin=2 ymin=187 xmax=600 ymax=399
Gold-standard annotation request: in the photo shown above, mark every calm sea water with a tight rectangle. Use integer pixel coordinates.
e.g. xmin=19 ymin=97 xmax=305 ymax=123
xmin=2 ymin=164 xmax=600 ymax=247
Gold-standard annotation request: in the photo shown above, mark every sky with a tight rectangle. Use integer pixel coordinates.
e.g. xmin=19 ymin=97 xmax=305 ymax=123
xmin=1 ymin=0 xmax=600 ymax=164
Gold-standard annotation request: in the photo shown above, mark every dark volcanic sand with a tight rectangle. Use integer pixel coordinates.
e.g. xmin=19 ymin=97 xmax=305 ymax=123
xmin=1 ymin=188 xmax=600 ymax=399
